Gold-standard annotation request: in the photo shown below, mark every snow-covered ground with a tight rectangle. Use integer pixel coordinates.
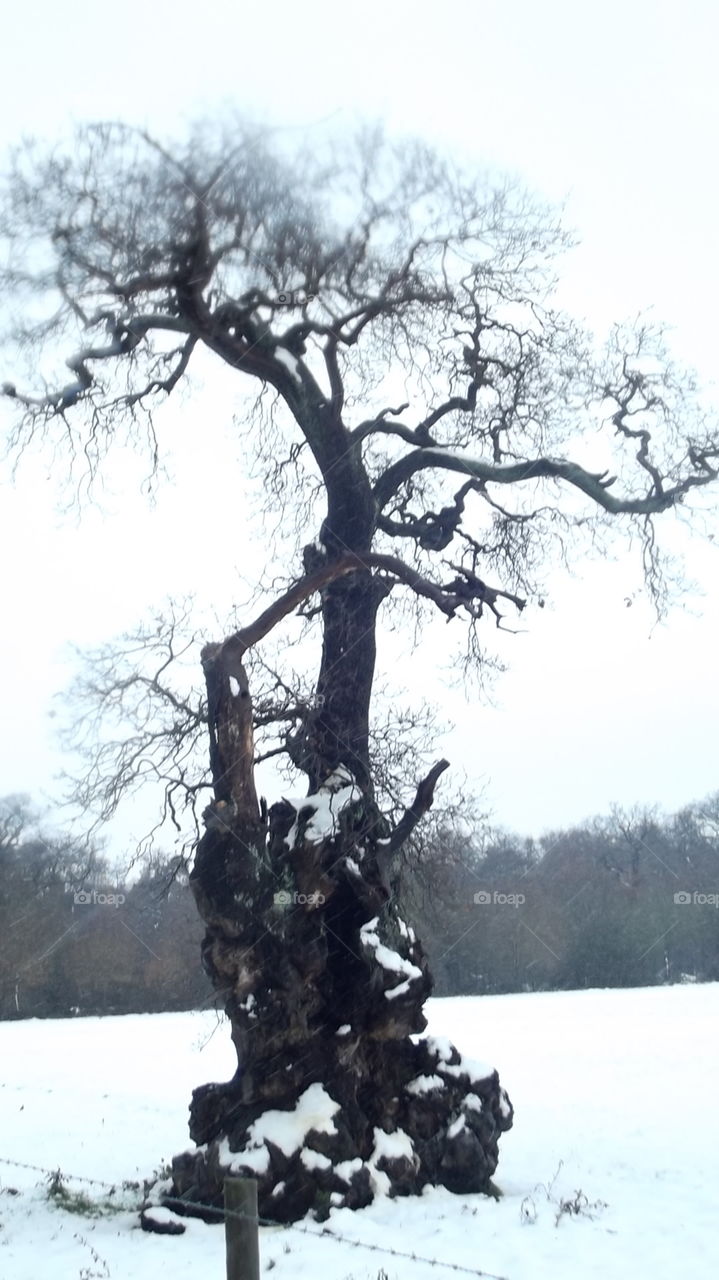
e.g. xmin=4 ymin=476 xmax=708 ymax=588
xmin=1 ymin=983 xmax=717 ymax=1279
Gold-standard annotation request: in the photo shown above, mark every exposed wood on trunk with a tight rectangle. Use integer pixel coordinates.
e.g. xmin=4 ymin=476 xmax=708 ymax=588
xmin=201 ymin=642 xmax=260 ymax=823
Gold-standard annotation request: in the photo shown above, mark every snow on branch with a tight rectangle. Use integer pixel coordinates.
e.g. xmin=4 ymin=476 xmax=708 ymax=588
xmin=373 ymin=444 xmax=719 ymax=517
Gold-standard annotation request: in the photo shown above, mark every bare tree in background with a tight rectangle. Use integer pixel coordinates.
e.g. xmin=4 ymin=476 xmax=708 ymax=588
xmin=2 ymin=120 xmax=718 ymax=1222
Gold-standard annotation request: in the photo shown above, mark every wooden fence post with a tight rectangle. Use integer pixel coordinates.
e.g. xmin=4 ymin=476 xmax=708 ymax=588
xmin=224 ymin=1176 xmax=260 ymax=1280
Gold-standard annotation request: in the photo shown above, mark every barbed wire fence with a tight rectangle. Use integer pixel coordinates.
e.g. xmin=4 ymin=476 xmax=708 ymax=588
xmin=0 ymin=1153 xmax=510 ymax=1280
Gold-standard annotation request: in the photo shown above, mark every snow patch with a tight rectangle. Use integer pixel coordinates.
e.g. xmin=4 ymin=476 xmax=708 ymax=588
xmin=441 ymin=1054 xmax=496 ymax=1084
xmin=406 ymin=1074 xmax=445 ymax=1096
xmin=360 ymin=918 xmax=423 ymax=985
xmin=228 ymin=675 xmax=241 ymax=697
xmin=447 ymin=1115 xmax=467 ymax=1139
xmin=218 ymin=1137 xmax=270 ymax=1176
xmin=300 ymin=1147 xmax=332 ymax=1172
xmin=371 ymin=1127 xmax=415 ymax=1162
xmin=397 ymin=917 xmax=416 ymax=943
xmin=247 ymin=1083 xmax=339 ymax=1156
xmin=363 ymin=1127 xmax=418 ymax=1196
xmin=463 ymin=1093 xmax=484 ymax=1113
xmin=144 ymin=1176 xmax=174 ymax=1206
xmin=367 ymin=1165 xmax=391 ymax=1196
xmin=423 ymin=1034 xmax=454 ymax=1062
xmin=142 ymin=1206 xmax=185 ymax=1229
xmin=274 ymin=346 xmax=300 ymax=376
xmin=218 ymin=1083 xmax=339 ymax=1174
xmin=417 ymin=1034 xmax=495 ymax=1081
xmin=334 ymin=1157 xmax=363 ymax=1184
xmin=384 ymin=978 xmax=413 ymax=1000
xmin=284 ymin=767 xmax=362 ymax=849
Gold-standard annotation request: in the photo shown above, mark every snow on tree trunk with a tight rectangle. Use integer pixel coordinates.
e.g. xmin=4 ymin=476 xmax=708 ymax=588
xmin=166 ymin=727 xmax=513 ymax=1222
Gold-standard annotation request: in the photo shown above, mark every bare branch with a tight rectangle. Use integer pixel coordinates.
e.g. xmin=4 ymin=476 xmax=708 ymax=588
xmin=377 ymin=479 xmax=480 ymax=550
xmin=373 ymin=446 xmax=717 ymax=517
xmin=377 ymin=758 xmax=451 ymax=871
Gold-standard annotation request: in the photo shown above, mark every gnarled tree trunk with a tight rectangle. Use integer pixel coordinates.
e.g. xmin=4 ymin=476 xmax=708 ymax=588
xmin=162 ymin=567 xmax=513 ymax=1224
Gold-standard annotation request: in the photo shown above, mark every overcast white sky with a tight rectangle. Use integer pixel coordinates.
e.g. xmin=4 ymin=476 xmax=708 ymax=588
xmin=1 ymin=0 xmax=718 ymax=853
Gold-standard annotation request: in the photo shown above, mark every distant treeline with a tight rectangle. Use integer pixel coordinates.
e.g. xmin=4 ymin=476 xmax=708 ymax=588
xmin=2 ymin=792 xmax=718 ymax=1018
xmin=0 ymin=796 xmax=209 ymax=1019
xmin=401 ymin=794 xmax=719 ymax=995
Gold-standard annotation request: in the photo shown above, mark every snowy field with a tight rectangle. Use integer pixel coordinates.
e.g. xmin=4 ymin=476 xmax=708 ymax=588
xmin=0 ymin=983 xmax=717 ymax=1279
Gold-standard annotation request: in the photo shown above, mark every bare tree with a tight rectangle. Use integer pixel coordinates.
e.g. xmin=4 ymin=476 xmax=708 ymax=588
xmin=2 ymin=119 xmax=718 ymax=1222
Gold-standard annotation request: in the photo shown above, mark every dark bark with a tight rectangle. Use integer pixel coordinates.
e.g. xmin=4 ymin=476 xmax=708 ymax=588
xmin=280 ymin=428 xmax=387 ymax=789
xmin=294 ymin=570 xmax=389 ymax=790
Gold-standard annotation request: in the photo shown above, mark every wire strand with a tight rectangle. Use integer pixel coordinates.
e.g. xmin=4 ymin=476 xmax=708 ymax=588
xmin=0 ymin=1154 xmax=509 ymax=1279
